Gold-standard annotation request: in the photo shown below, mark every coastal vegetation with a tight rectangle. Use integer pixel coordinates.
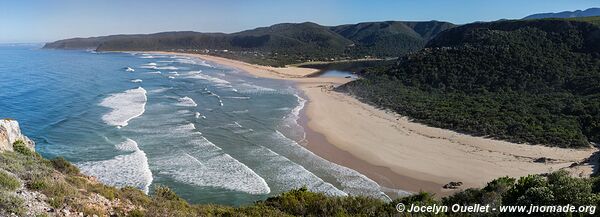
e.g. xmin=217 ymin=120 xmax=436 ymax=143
xmin=340 ymin=18 xmax=600 ymax=148
xmin=43 ymin=21 xmax=455 ymax=66
xmin=3 ymin=140 xmax=600 ymax=216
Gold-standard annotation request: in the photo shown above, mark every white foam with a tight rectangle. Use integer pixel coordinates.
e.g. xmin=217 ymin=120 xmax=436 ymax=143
xmin=176 ymin=96 xmax=197 ymax=107
xmin=176 ymin=58 xmax=213 ymax=67
xmin=149 ymin=87 xmax=171 ymax=93
xmin=185 ymin=73 xmax=231 ymax=87
xmin=131 ymin=79 xmax=143 ymax=83
xmin=99 ymin=87 xmax=147 ymax=127
xmin=147 ymin=71 xmax=162 ymax=74
xmin=140 ymin=65 xmax=158 ymax=69
xmin=223 ymin=96 xmax=251 ymax=100
xmin=230 ymin=109 xmax=249 ymax=114
xmin=268 ymin=130 xmax=397 ymax=201
xmin=233 ymin=121 xmax=243 ymax=128
xmin=144 ymin=63 xmax=157 ymax=66
xmin=235 ymin=83 xmax=289 ymax=95
xmin=291 ymin=94 xmax=306 ymax=118
xmin=168 ymin=76 xmax=175 ymax=79
xmin=186 ymin=70 xmax=202 ymax=74
xmin=248 ymin=145 xmax=347 ymax=196
xmin=156 ymin=66 xmax=179 ymax=70
xmin=78 ymin=139 xmax=153 ymax=193
xmin=125 ymin=67 xmax=135 ymax=72
xmin=195 ymin=112 xmax=206 ymax=119
xmin=153 ymin=127 xmax=270 ymax=194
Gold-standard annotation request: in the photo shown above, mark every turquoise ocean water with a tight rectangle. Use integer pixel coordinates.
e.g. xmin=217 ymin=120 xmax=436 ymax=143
xmin=0 ymin=44 xmax=389 ymax=205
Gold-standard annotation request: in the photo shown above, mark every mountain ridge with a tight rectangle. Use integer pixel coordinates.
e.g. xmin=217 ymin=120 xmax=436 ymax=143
xmin=43 ymin=20 xmax=455 ymax=66
xmin=524 ymin=8 xmax=600 ymax=19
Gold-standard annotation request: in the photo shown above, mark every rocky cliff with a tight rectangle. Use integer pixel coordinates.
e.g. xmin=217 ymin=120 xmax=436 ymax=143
xmin=0 ymin=119 xmax=34 ymax=152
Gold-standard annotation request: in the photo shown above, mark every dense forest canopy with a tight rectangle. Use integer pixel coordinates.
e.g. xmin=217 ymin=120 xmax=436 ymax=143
xmin=43 ymin=21 xmax=455 ymax=66
xmin=341 ymin=18 xmax=600 ymax=148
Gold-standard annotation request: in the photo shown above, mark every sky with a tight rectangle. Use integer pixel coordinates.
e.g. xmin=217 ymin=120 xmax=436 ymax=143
xmin=0 ymin=0 xmax=598 ymax=43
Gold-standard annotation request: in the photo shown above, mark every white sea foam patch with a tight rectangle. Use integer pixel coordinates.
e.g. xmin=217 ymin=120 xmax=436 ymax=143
xmin=78 ymin=139 xmax=153 ymax=193
xmin=267 ymin=131 xmax=398 ymax=201
xmin=125 ymin=67 xmax=135 ymax=72
xmin=176 ymin=97 xmax=197 ymax=107
xmin=156 ymin=66 xmax=179 ymax=70
xmin=99 ymin=87 xmax=147 ymax=127
xmin=147 ymin=71 xmax=162 ymax=74
xmin=153 ymin=126 xmax=270 ymax=194
xmin=236 ymin=83 xmax=291 ymax=95
xmin=185 ymin=72 xmax=231 ymax=87
xmin=195 ymin=112 xmax=206 ymax=119
xmin=248 ymin=146 xmax=347 ymax=197
xmin=149 ymin=87 xmax=171 ymax=94
xmin=131 ymin=79 xmax=143 ymax=83
xmin=176 ymin=58 xmax=213 ymax=67
xmin=140 ymin=65 xmax=158 ymax=69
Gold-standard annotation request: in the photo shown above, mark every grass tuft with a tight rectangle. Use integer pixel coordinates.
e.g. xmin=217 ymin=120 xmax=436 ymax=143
xmin=0 ymin=170 xmax=20 ymax=191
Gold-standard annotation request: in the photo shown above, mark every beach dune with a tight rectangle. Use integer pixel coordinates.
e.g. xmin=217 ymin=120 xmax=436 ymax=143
xmin=158 ymin=52 xmax=598 ymax=196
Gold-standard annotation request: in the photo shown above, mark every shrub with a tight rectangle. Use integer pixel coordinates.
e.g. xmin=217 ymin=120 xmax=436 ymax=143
xmin=88 ymin=183 xmax=119 ymax=200
xmin=36 ymin=178 xmax=78 ymax=208
xmin=127 ymin=209 xmax=145 ymax=217
xmin=0 ymin=170 xmax=20 ymax=191
xmin=50 ymin=157 xmax=80 ymax=175
xmin=120 ymin=186 xmax=151 ymax=206
xmin=0 ymin=191 xmax=25 ymax=216
xmin=12 ymin=140 xmax=36 ymax=157
xmin=154 ymin=185 xmax=181 ymax=201
xmin=28 ymin=178 xmax=48 ymax=190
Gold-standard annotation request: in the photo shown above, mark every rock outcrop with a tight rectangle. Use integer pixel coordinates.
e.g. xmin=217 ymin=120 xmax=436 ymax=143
xmin=0 ymin=119 xmax=35 ymax=152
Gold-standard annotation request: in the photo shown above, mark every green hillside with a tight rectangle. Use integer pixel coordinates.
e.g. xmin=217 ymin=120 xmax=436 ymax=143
xmin=43 ymin=21 xmax=455 ymax=66
xmin=340 ymin=19 xmax=600 ymax=148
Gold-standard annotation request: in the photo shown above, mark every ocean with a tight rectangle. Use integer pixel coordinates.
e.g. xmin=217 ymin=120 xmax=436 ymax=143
xmin=0 ymin=44 xmax=388 ymax=205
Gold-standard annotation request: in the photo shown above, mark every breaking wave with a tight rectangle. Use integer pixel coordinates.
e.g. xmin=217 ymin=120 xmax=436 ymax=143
xmin=99 ymin=87 xmax=147 ymax=127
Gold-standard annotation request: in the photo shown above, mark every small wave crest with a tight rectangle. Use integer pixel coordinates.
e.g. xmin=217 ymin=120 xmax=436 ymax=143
xmin=185 ymin=72 xmax=231 ymax=87
xmin=156 ymin=66 xmax=179 ymax=70
xmin=176 ymin=96 xmax=197 ymax=107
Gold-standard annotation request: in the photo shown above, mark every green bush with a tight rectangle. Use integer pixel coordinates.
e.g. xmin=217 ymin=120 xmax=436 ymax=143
xmin=12 ymin=140 xmax=36 ymax=157
xmin=50 ymin=157 xmax=80 ymax=175
xmin=0 ymin=191 xmax=25 ymax=216
xmin=120 ymin=186 xmax=151 ymax=206
xmin=0 ymin=170 xmax=20 ymax=191
xmin=127 ymin=209 xmax=145 ymax=217
xmin=28 ymin=178 xmax=48 ymax=190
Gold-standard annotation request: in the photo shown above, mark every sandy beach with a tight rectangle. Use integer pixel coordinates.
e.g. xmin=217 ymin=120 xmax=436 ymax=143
xmin=158 ymin=52 xmax=598 ymax=196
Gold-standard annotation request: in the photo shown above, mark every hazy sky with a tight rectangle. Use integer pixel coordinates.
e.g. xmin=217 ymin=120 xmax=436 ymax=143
xmin=1 ymin=0 xmax=597 ymax=43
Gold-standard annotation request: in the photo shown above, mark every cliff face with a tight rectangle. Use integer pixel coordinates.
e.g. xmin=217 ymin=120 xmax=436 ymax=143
xmin=0 ymin=119 xmax=34 ymax=152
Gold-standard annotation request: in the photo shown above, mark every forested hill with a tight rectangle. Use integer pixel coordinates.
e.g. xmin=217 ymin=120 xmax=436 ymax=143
xmin=43 ymin=21 xmax=455 ymax=66
xmin=340 ymin=18 xmax=600 ymax=148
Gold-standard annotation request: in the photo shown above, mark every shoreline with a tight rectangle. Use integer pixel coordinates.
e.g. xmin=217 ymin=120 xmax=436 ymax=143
xmin=154 ymin=51 xmax=599 ymax=197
